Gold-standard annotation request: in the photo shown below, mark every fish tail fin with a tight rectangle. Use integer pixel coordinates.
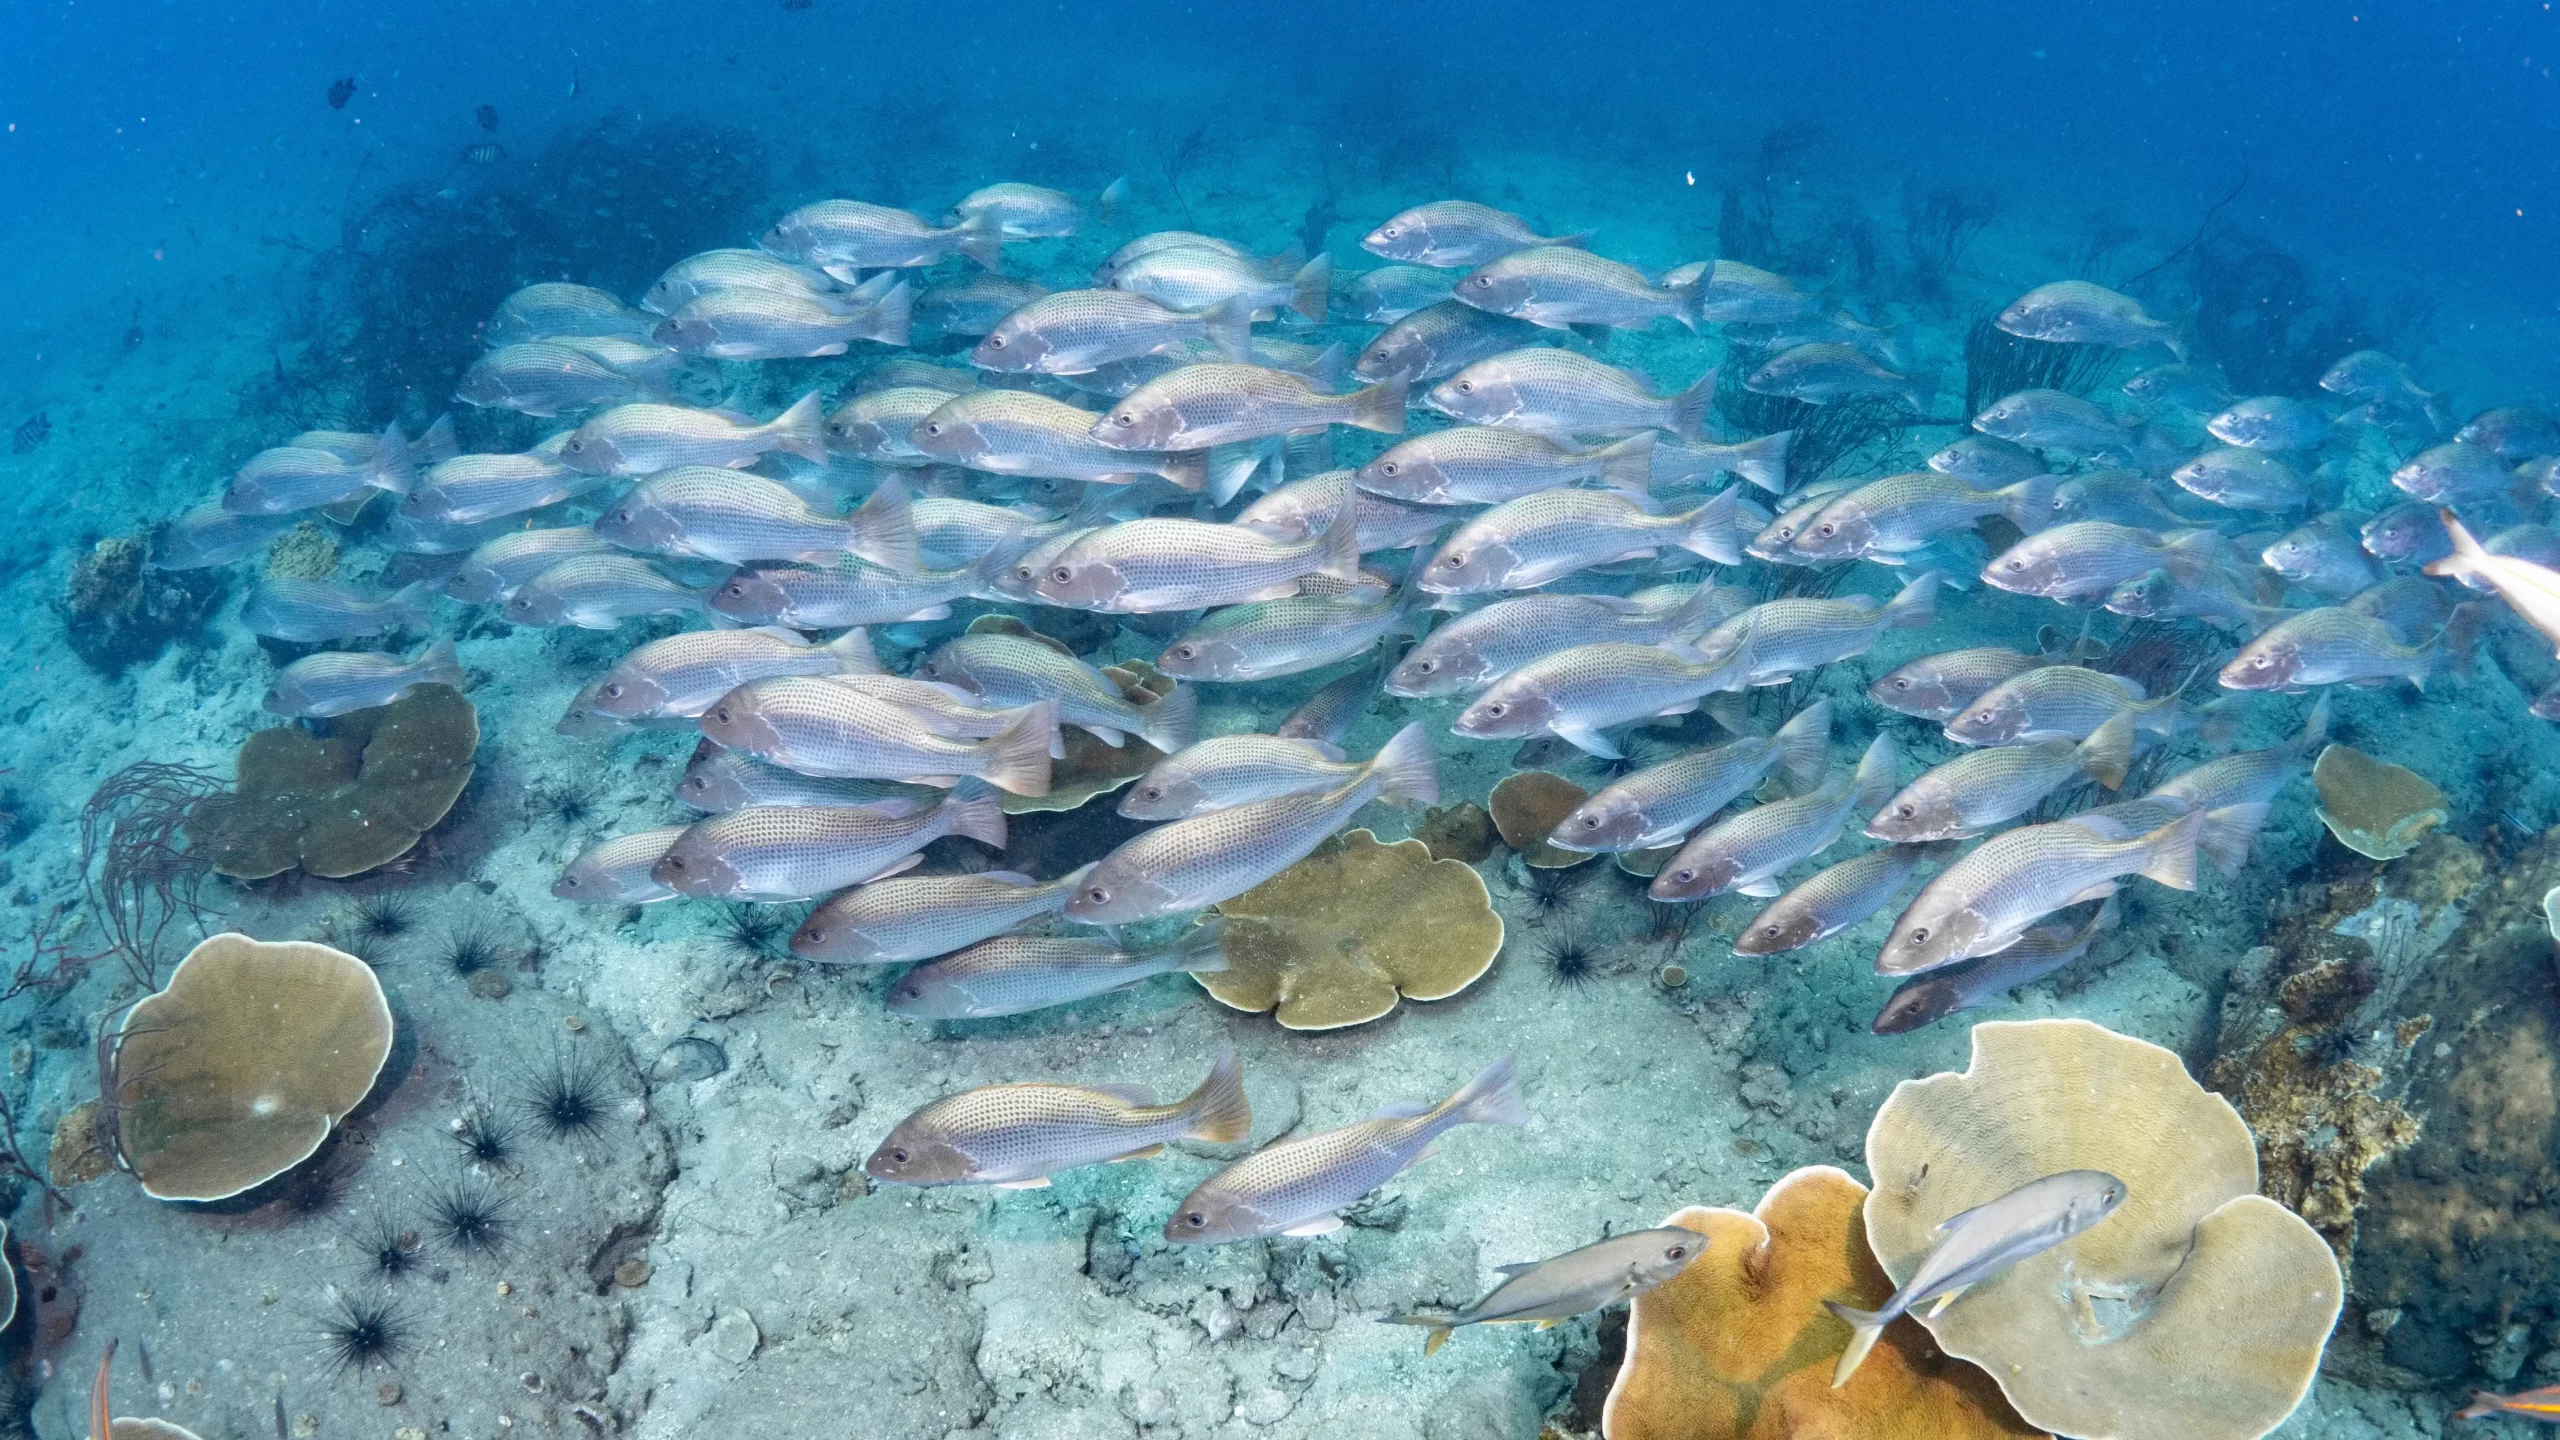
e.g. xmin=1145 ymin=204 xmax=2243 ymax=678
xmin=1675 ymin=486 xmax=1746 ymax=565
xmin=1884 ymin=569 xmax=1943 ymax=629
xmin=1382 ymin=1312 xmax=1463 ymax=1356
xmin=1668 ymin=368 xmax=1718 ymax=442
xmin=847 ymin=472 xmax=922 ymax=573
xmin=2191 ymin=694 xmax=2244 ymax=750
xmin=955 ymin=211 xmax=1004 ymax=272
xmin=2442 ymin=600 xmax=2491 ymax=679
xmin=1301 ymin=342 xmax=1353 ymax=394
xmin=369 ymin=420 xmax=417 ymax=495
xmin=2422 ymin=507 xmax=2489 ymax=582
xmin=1197 ymin=294 xmax=1254 ymax=364
xmin=2157 ymin=527 xmax=2224 ymax=588
xmin=1313 ymin=480 xmax=1363 ymax=582
xmin=1347 ymin=376 xmax=1410 ymax=435
xmin=1593 ymin=432 xmax=1657 ymax=496
xmin=1852 ymin=732 xmax=1898 ymax=812
xmin=861 ymin=279 xmax=914 ymax=348
xmin=388 ymin=579 xmax=438 ymax=633
xmin=418 ymin=412 xmax=460 ymax=463
xmin=976 ymin=701 xmax=1057 ymax=797
xmin=1553 ymin=229 xmax=1598 ymax=250
xmin=1097 ymin=175 xmax=1128 ymax=224
xmin=1661 ymin=580 xmax=1733 ymax=642
xmin=2293 ymin=693 xmax=2331 ymax=755
xmin=2137 ymin=809 xmax=2206 ymax=891
xmin=1289 ymin=252 xmax=1332 ymax=322
xmin=766 ymin=390 xmax=831 ymax=464
xmin=1822 ymin=1302 xmax=1888 ymax=1388
xmin=2078 ymin=710 xmax=2136 ymax=791
xmin=2455 ymin=1391 xmax=2505 ymax=1421
xmin=2002 ymin=472 xmax=2060 ymax=534
xmin=1178 ymin=1042 xmax=1251 ymax=1143
xmin=1205 ymin=442 xmax=1267 ymax=506
xmin=1443 ymin=1054 xmax=1529 ymax=1128
xmin=938 ymin=777 xmax=1009 ymax=850
xmin=1154 ymin=447 xmax=1211 ymax=493
xmin=1773 ymin=700 xmax=1834 ymax=794
xmin=1731 ymin=428 xmax=1794 ymax=495
xmin=1167 ymin=915 xmax=1232 ymax=976
xmin=1139 ymin=679 xmax=1199 ymax=753
xmin=2196 ymin=801 xmax=2273 ymax=879
xmin=1366 ymin=721 xmax=1440 ymax=807
xmin=414 ymin=635 xmax=465 ymax=689
xmin=824 ymin=627 xmax=881 ymax=675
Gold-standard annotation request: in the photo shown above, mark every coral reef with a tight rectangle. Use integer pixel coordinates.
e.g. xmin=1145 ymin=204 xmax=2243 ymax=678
xmin=259 ymin=520 xmax=339 ymax=581
xmin=2312 ymin=744 xmax=2448 ymax=861
xmin=106 ymin=933 xmax=394 ymax=1202
xmin=187 ymin=682 xmax=477 ymax=879
xmin=1416 ymin=800 xmax=1496 ymax=864
xmin=1864 ymin=1019 xmax=2342 ymax=1440
xmin=1601 ymin=1165 xmax=2041 ymax=1440
xmin=1490 ymin=771 xmax=1597 ymax=869
xmin=59 ymin=535 xmax=224 ymax=674
xmin=1203 ymin=829 xmax=1503 ymax=1030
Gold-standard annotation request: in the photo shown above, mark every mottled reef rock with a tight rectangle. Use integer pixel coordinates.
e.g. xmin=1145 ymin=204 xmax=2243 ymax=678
xmin=59 ymin=534 xmax=224 ymax=673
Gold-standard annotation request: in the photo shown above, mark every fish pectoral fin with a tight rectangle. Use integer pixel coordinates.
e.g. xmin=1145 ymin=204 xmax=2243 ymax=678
xmin=911 ymin=774 xmax=963 ymax=787
xmin=1736 ymin=877 xmax=1784 ymax=897
xmin=1423 ymin=1327 xmax=1453 ymax=1357
xmin=1088 ymin=1084 xmax=1156 ymax=1105
xmin=1551 ymin=722 xmax=1623 ymax=759
xmin=1490 ymin=1262 xmax=1539 ymax=1277
xmin=1925 ymin=1285 xmax=1970 ymax=1318
xmin=992 ymin=1178 xmax=1053 ymax=1190
xmin=1534 ymin=1318 xmax=1560 ymax=1330
xmin=1281 ymin=1215 xmax=1344 ymax=1238
xmin=2061 ymin=881 xmax=2122 ymax=906
xmin=1236 ymin=582 xmax=1305 ymax=602
xmin=1107 ymin=1143 xmax=1167 ymax=1163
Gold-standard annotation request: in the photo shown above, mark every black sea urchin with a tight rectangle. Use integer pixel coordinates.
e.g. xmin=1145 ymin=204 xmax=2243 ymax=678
xmin=352 ymin=892 xmax=419 ymax=943
xmin=1520 ymin=865 xmax=1578 ymax=917
xmin=520 ymin=1045 xmax=612 ymax=1141
xmin=425 ymin=1177 xmax=512 ymax=1256
xmin=434 ymin=925 xmax=507 ymax=979
xmin=1537 ymin=924 xmax=1600 ymax=989
xmin=527 ymin=782 xmax=595 ymax=829
xmin=318 ymin=1291 xmax=412 ymax=1373
xmin=451 ymin=1109 xmax=519 ymax=1168
xmin=711 ymin=902 xmax=787 ymax=963
xmin=348 ymin=1211 xmax=420 ymax=1282
xmin=277 ymin=1146 xmax=355 ymax=1219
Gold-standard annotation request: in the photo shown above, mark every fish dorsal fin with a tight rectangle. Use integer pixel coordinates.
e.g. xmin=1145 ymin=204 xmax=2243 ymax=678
xmin=973 ymin=870 xmax=1038 ymax=886
xmin=1931 ymin=1199 xmax=1991 ymax=1237
xmin=1088 ymin=1083 xmax=1157 ymax=1106
xmin=1370 ymin=1099 xmax=1433 ymax=1121
xmin=1491 ymin=1262 xmax=1538 ymax=1277
xmin=1107 ymin=1143 xmax=1167 ymax=1163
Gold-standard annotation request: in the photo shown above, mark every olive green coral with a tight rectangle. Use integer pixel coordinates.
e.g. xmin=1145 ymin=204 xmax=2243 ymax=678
xmin=188 ymin=682 xmax=477 ymax=879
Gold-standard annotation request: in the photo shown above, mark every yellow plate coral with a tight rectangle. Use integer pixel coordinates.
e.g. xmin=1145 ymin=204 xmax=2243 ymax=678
xmin=2310 ymin=743 xmax=2446 ymax=861
xmin=1203 ymin=829 xmax=1503 ymax=1030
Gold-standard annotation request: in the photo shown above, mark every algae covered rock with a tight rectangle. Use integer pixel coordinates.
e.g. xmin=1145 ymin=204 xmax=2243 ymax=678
xmin=188 ymin=682 xmax=477 ymax=879
xmin=60 ymin=533 xmax=225 ymax=673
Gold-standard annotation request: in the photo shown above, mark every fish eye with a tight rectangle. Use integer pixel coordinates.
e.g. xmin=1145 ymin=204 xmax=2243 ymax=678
xmin=985 ymin=334 xmax=1006 ymax=348
xmin=1085 ymin=886 xmax=1110 ymax=904
xmin=1483 ymin=702 xmax=1506 ymax=717
xmin=603 ymin=683 xmax=624 ymax=698
xmin=802 ymin=927 xmax=825 ymax=943
xmin=1050 ymin=566 xmax=1074 ymax=584
xmin=1114 ymin=412 xmax=1136 ymax=427
xmin=1413 ymin=658 xmax=1436 ymax=672
xmin=1972 ymin=710 xmax=1993 ymax=725
xmin=663 ymin=855 xmax=687 ymax=871
xmin=1136 ymin=785 xmax=1160 ymax=801
xmin=1817 ymin=522 xmax=1836 ymax=537
xmin=1759 ymin=925 xmax=1781 ymax=939
xmin=1382 ymin=226 xmax=1399 ymax=238
xmin=1666 ymin=1243 xmax=1690 ymax=1259
xmin=1896 ymin=804 xmax=1916 ymax=818
xmin=1672 ymin=869 xmax=1696 ymax=884
xmin=924 ymin=422 xmax=942 ymax=436
xmin=889 ymin=1148 xmax=909 ymax=1164
xmin=1379 ymin=461 xmax=1399 ymax=475
xmin=1173 ymin=644 xmax=1197 ymax=659
xmin=1438 ymin=552 xmax=1465 ymax=568
xmin=565 ymin=438 xmax=585 ymax=452
xmin=1890 ymin=678 xmax=1911 ymax=690
xmin=2005 ymin=558 xmax=2026 ymax=570
xmin=1577 ymin=815 xmax=1599 ymax=829
xmin=1455 ymin=380 xmax=1474 ymax=393
xmin=723 ymin=582 xmax=747 ymax=598
xmin=713 ymin=706 xmax=732 ymax=724
xmin=1181 ymin=1211 xmax=1207 ymax=1228
xmin=1013 ymin=565 xmax=1036 ymax=582
xmin=1471 ymin=275 xmax=1492 ymax=288
xmin=1908 ymin=926 xmax=1930 ymax=943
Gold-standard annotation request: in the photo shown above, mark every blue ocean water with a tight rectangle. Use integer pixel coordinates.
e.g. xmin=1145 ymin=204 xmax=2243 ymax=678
xmin=1 ymin=3 xmax=2558 ymax=1438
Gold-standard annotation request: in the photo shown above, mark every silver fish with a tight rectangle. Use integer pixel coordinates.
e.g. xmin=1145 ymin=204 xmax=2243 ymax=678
xmin=791 ymin=867 xmax=1085 ymax=965
xmin=1996 ymin=281 xmax=2182 ymax=355
xmin=1785 ymin=472 xmax=2055 ymax=563
xmin=1029 ymin=502 xmax=1361 ymax=614
xmin=1418 ymin=488 xmax=1747 ymax=592
xmin=972 ymin=288 xmax=1251 ymax=374
xmin=1868 ymin=714 xmax=2133 ymax=842
xmin=675 ymin=741 xmax=936 ymax=814
xmin=915 ymin=631 xmax=1198 ymax=750
xmin=654 ymin=281 xmax=911 ymax=358
xmin=712 ymin=551 xmax=1005 ymax=629
xmin=1550 ymin=701 xmax=1832 ymax=853
xmin=1093 ymin=230 xmax=1258 ymax=284
xmin=1343 ymin=265 xmax=1456 ymax=323
xmin=885 ymin=919 xmax=1229 ymax=1020
xmin=1361 ymin=201 xmax=1590 ymax=268
xmin=2102 ymin=566 xmax=2284 ymax=633
xmin=222 ymin=425 xmax=415 ymax=514
xmin=913 ymin=497 xmax=1066 ymax=569
xmin=263 ymin=637 xmax=464 ymax=718
xmin=2390 ymin=441 xmax=2515 ymax=505
xmin=559 ymin=395 xmax=828 ymax=476
xmin=1677 ymin=574 xmax=1943 ymax=691
xmin=2319 ymin=349 xmax=2435 ymax=411
xmin=551 ymin=827 xmax=689 ymax=904
xmin=149 ymin=503 xmax=294 ymax=570
xmin=1972 ymin=389 xmax=2136 ymax=455
xmin=2207 ymin=395 xmax=2333 ymax=451
xmin=403 ymin=445 xmax=596 ymax=528
xmin=652 ymin=783 xmax=1007 ymax=902
xmin=241 ymin=577 xmax=435 ymax=642
xmin=825 ymin=385 xmax=956 ymax=467
xmin=2258 ymin=517 xmax=2374 ymax=600
xmin=866 ymin=1048 xmax=1250 ymax=1189
xmin=1119 ymin=734 xmax=1365 ymax=820
xmin=759 ymin=199 xmax=1001 ymax=276
xmin=503 ymin=555 xmax=703 ymax=630
xmin=2454 ymin=405 xmax=2560 ymax=462
xmin=1386 ymin=587 xmax=1736 ymax=699
xmin=640 ymin=248 xmax=842 ymax=315
xmin=1088 ymin=363 xmax=1406 ymax=452
xmin=1275 ymin=652 xmax=1389 ymax=746
xmin=699 ymin=680 xmax=1056 ymax=794
xmin=1927 ymin=434 xmax=2045 ymax=486
xmin=1355 ymin=427 xmax=1654 ymax=506
xmin=1065 ymin=723 xmax=1437 ymax=924
xmin=455 ymin=340 xmax=668 ymax=416
xmin=1981 ymin=520 xmax=2220 ymax=600
xmin=1827 ymin=1170 xmax=2128 ymax=1385
xmin=1877 ymin=811 xmax=2203 ymax=975
xmin=1745 ymin=343 xmax=1924 ymax=408
xmin=1166 ymin=1056 xmax=1526 ymax=1244
xmin=1943 ymin=665 xmax=2180 ymax=746
xmin=1454 ymin=246 xmax=1696 ymax=332
xmin=1732 ymin=841 xmax=1953 ymax=956
xmin=1649 ymin=735 xmax=1895 ymax=901
xmin=1111 ymin=246 xmax=1330 ymax=322
xmin=487 ymin=282 xmax=654 ymax=344
xmin=2169 ymin=446 xmax=2311 ymax=511
xmin=1871 ymin=898 xmax=2119 ymax=1033
xmin=1680 ymin=260 xmax=1816 ymax=324
xmin=947 ymin=178 xmax=1120 ymax=238
xmin=588 ymin=627 xmax=877 ymax=721
xmin=1452 ymin=642 xmax=1752 ymax=759
xmin=596 ymin=468 xmax=919 ymax=569
xmin=1866 ymin=647 xmax=2048 ymax=722
xmin=2360 ymin=501 xmax=2455 ymax=566
xmin=2218 ymin=606 xmax=2435 ymax=691
xmin=915 ymin=274 xmax=1052 ymax=337
xmin=1235 ymin=470 xmax=1451 ymax=552
xmin=2121 ymin=363 xmax=2233 ymax=414
xmin=446 ymin=527 xmax=615 ymax=604
xmin=2049 ymin=469 xmax=2193 ymax=531
xmin=1427 ymin=349 xmax=1713 ymax=442
xmin=1384 ymin=1227 xmax=1710 ymax=1356
xmin=913 ymin=388 xmax=1208 ymax=490
xmin=1651 ymin=431 xmax=1794 ymax=496
xmin=1156 ymin=584 xmax=1419 ymax=683
xmin=1354 ymin=300 xmax=1551 ymax=385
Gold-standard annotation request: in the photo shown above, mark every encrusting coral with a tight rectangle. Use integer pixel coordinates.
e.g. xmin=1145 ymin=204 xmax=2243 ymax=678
xmin=2311 ymin=743 xmax=2447 ymax=861
xmin=1491 ymin=771 xmax=1598 ymax=869
xmin=107 ymin=932 xmax=396 ymax=1202
xmin=1415 ymin=800 xmax=1496 ymax=864
xmin=187 ymin=681 xmax=478 ymax=879
xmin=1203 ymin=828 xmax=1503 ymax=1030
xmin=1600 ymin=1164 xmax=2045 ymax=1440
xmin=1862 ymin=1018 xmax=2342 ymax=1440
xmin=260 ymin=520 xmax=340 ymax=581
xmin=60 ymin=533 xmax=224 ymax=673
